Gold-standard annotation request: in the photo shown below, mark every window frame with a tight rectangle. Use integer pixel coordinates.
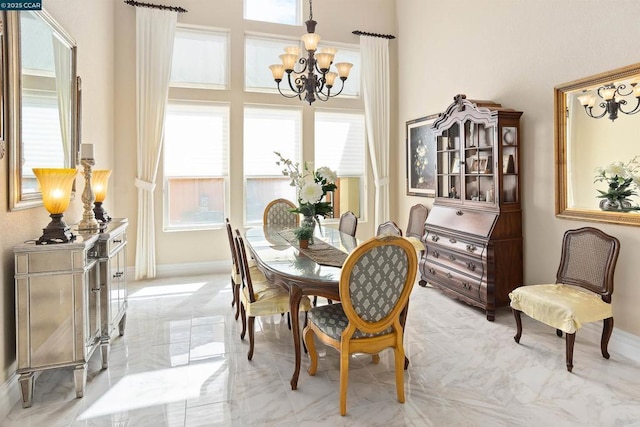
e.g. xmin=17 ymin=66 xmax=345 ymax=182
xmin=162 ymin=100 xmax=231 ymax=232
xmin=243 ymin=0 xmax=302 ymax=26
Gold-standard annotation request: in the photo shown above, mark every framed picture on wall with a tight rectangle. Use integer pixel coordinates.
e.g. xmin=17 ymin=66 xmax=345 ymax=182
xmin=406 ymin=113 xmax=439 ymax=197
xmin=0 ymin=15 xmax=5 ymax=160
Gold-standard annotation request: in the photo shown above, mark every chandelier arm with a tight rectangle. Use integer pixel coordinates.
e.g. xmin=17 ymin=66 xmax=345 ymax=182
xmin=285 ymin=73 xmax=305 ymax=95
xmin=318 ymin=78 xmax=347 ymax=98
xmin=618 ymin=97 xmax=640 ymax=116
xmin=583 ymin=104 xmax=608 ymax=120
xmin=615 ymin=84 xmax=633 ymax=97
xmin=276 ymin=81 xmax=303 ymax=99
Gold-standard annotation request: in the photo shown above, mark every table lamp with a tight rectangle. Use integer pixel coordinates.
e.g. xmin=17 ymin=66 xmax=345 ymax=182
xmin=33 ymin=168 xmax=77 ymax=245
xmin=92 ymin=169 xmax=112 ymax=223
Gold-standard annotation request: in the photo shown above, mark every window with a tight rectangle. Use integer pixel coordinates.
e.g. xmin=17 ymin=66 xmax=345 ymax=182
xmin=244 ymin=106 xmax=302 ymax=224
xmin=164 ymin=102 xmax=229 ymax=230
xmin=244 ymin=0 xmax=301 ymax=26
xmin=22 ymin=92 xmax=65 ymax=194
xmin=314 ymin=110 xmax=366 ymax=218
xmin=170 ymin=27 xmax=229 ymax=89
xmin=245 ymin=35 xmax=298 ymax=93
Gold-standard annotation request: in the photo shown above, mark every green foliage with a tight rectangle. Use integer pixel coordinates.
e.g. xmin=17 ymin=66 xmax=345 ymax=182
xmin=293 ymin=226 xmax=314 ymax=241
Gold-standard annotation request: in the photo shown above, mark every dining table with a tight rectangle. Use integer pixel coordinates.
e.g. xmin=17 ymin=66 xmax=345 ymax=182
xmin=244 ymin=224 xmax=357 ymax=390
xmin=244 ymin=224 xmax=413 ymax=391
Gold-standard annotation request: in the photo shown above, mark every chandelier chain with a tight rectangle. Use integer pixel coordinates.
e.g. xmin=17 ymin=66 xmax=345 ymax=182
xmin=309 ymin=0 xmax=313 ymax=20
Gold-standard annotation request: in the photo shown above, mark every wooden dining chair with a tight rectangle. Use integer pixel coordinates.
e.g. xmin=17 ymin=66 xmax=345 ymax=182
xmin=338 ymin=211 xmax=358 ymax=237
xmin=235 ymin=229 xmax=311 ymax=360
xmin=263 ymin=198 xmax=299 ymax=227
xmin=509 ymin=227 xmax=620 ymax=372
xmin=303 ymin=235 xmax=418 ymax=415
xmin=226 ymin=219 xmax=266 ymax=321
xmin=376 ymin=220 xmax=402 ymax=237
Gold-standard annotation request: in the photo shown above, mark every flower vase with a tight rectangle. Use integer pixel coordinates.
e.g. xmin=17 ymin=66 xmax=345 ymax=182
xmin=301 ymin=215 xmax=316 ymax=244
xmin=599 ymin=198 xmax=633 ymax=211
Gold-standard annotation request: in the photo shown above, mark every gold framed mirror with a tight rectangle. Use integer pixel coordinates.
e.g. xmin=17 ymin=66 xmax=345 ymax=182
xmin=555 ymin=62 xmax=640 ymax=226
xmin=6 ymin=10 xmax=78 ymax=210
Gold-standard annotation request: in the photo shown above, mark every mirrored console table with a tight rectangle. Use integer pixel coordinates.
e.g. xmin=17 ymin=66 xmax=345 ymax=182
xmin=13 ymin=218 xmax=128 ymax=408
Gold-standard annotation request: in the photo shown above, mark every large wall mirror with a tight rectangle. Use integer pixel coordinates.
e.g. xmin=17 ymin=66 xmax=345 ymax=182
xmin=6 ymin=10 xmax=78 ymax=210
xmin=555 ymin=62 xmax=640 ymax=226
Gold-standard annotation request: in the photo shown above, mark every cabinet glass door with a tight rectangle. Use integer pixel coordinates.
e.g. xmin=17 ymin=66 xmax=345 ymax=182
xmin=501 ymin=126 xmax=518 ymax=203
xmin=463 ymin=121 xmax=495 ymax=204
xmin=436 ymin=122 xmax=461 ymax=199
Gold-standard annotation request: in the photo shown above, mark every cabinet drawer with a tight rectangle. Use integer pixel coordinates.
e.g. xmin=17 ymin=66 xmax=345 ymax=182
xmin=425 ymin=230 xmax=486 ymax=259
xmin=15 ymin=250 xmax=86 ymax=275
xmin=426 ymin=205 xmax=497 ymax=238
xmin=423 ymin=261 xmax=482 ymax=302
xmin=425 ymin=246 xmax=484 ymax=281
xmin=97 ymin=231 xmax=126 ymax=258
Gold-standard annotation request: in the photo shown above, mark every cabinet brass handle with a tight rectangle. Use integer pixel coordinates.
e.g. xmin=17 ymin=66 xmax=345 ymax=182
xmin=428 ymin=268 xmax=436 ymax=274
xmin=462 ymin=282 xmax=469 ymax=289
xmin=466 ymin=262 xmax=476 ymax=271
xmin=113 ymin=239 xmax=123 ymax=244
xmin=446 ymin=272 xmax=453 ymax=279
xmin=449 ymin=254 xmax=456 ymax=261
xmin=431 ymin=235 xmax=440 ymax=242
xmin=449 ymin=237 xmax=457 ymax=244
xmin=91 ymin=287 xmax=100 ymax=292
xmin=432 ymin=251 xmax=439 ymax=258
xmin=466 ymin=244 xmax=477 ymax=253
xmin=456 ymin=210 xmax=463 ymax=216
xmin=113 ymin=271 xmax=123 ymax=278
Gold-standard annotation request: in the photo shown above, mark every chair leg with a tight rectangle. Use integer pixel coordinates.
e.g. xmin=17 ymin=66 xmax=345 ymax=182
xmin=556 ymin=329 xmax=563 ymax=337
xmin=566 ymin=332 xmax=575 ymax=372
xmin=248 ymin=316 xmax=255 ymax=360
xmin=231 ymin=278 xmax=235 ymax=307
xmin=240 ymin=303 xmax=247 ymax=339
xmin=394 ymin=341 xmax=406 ymax=403
xmin=512 ymin=309 xmax=523 ymax=343
xmin=302 ymin=312 xmax=308 ymax=354
xmin=339 ymin=342 xmax=350 ymax=416
xmin=303 ymin=326 xmax=318 ymax=376
xmin=234 ymin=283 xmax=241 ymax=320
xmin=312 ymin=296 xmax=318 ymax=307
xmin=601 ymin=317 xmax=614 ymax=359
xmin=287 ymin=312 xmax=291 ymax=330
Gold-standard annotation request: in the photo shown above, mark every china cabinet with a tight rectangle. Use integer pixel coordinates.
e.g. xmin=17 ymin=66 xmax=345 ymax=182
xmin=13 ymin=219 xmax=128 ymax=407
xmin=420 ymin=95 xmax=523 ymax=320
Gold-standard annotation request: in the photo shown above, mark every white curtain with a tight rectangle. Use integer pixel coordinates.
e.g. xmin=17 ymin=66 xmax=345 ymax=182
xmin=360 ymin=36 xmax=391 ymax=226
xmin=52 ymin=34 xmax=71 ymax=163
xmin=134 ymin=7 xmax=177 ymax=279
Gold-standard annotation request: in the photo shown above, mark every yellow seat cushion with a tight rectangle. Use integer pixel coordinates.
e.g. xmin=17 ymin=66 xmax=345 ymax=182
xmin=405 ymin=236 xmax=424 ymax=253
xmin=232 ymin=260 xmax=264 ymax=284
xmin=509 ymin=284 xmax=613 ymax=334
xmin=241 ymin=281 xmax=311 ymax=317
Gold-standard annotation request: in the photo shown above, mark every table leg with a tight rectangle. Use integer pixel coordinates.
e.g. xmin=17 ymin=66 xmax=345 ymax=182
xmin=288 ymin=284 xmax=303 ymax=390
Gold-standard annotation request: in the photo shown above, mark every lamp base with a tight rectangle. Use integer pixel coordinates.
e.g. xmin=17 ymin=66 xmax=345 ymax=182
xmin=93 ymin=202 xmax=111 ymax=224
xmin=36 ymin=213 xmax=76 ymax=245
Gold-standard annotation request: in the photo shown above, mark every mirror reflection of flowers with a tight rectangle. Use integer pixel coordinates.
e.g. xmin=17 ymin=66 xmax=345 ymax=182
xmin=274 ymin=152 xmax=338 ymax=219
xmin=414 ymin=138 xmax=428 ymax=185
xmin=593 ymin=156 xmax=640 ymax=206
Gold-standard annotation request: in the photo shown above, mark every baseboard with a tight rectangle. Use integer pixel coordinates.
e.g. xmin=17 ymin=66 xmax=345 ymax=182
xmin=125 ymin=260 xmax=228 ymax=281
xmin=0 ymin=367 xmax=20 ymax=420
xmin=581 ymin=322 xmax=640 ymax=363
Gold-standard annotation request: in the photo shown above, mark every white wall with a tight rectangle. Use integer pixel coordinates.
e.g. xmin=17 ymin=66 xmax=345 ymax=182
xmin=395 ymin=0 xmax=640 ymax=335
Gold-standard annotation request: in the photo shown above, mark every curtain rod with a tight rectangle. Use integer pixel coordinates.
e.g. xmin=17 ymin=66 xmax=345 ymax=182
xmin=124 ymin=0 xmax=188 ymax=13
xmin=352 ymin=30 xmax=395 ymax=40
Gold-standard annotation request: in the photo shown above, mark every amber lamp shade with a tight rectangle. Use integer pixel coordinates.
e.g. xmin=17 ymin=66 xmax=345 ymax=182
xmin=92 ymin=169 xmax=112 ymax=223
xmin=33 ymin=168 xmax=77 ymax=244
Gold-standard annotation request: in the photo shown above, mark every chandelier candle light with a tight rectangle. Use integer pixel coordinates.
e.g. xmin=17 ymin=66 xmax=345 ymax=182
xmin=78 ymin=143 xmax=100 ymax=232
xmin=269 ymin=0 xmax=353 ymax=105
xmin=577 ymin=79 xmax=640 ymax=122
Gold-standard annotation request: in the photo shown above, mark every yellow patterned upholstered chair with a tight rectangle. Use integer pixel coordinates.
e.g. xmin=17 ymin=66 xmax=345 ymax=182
xmin=263 ymin=198 xmax=299 ymax=227
xmin=303 ymin=235 xmax=418 ymax=415
xmin=509 ymin=227 xmax=620 ymax=372
xmin=235 ymin=229 xmax=311 ymax=360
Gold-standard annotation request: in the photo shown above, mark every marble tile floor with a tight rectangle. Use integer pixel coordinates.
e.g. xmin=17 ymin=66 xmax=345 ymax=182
xmin=4 ymin=273 xmax=640 ymax=427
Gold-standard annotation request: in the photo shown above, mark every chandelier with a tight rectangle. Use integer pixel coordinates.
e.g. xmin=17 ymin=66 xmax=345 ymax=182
xmin=577 ymin=81 xmax=640 ymax=122
xmin=268 ymin=0 xmax=353 ymax=105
